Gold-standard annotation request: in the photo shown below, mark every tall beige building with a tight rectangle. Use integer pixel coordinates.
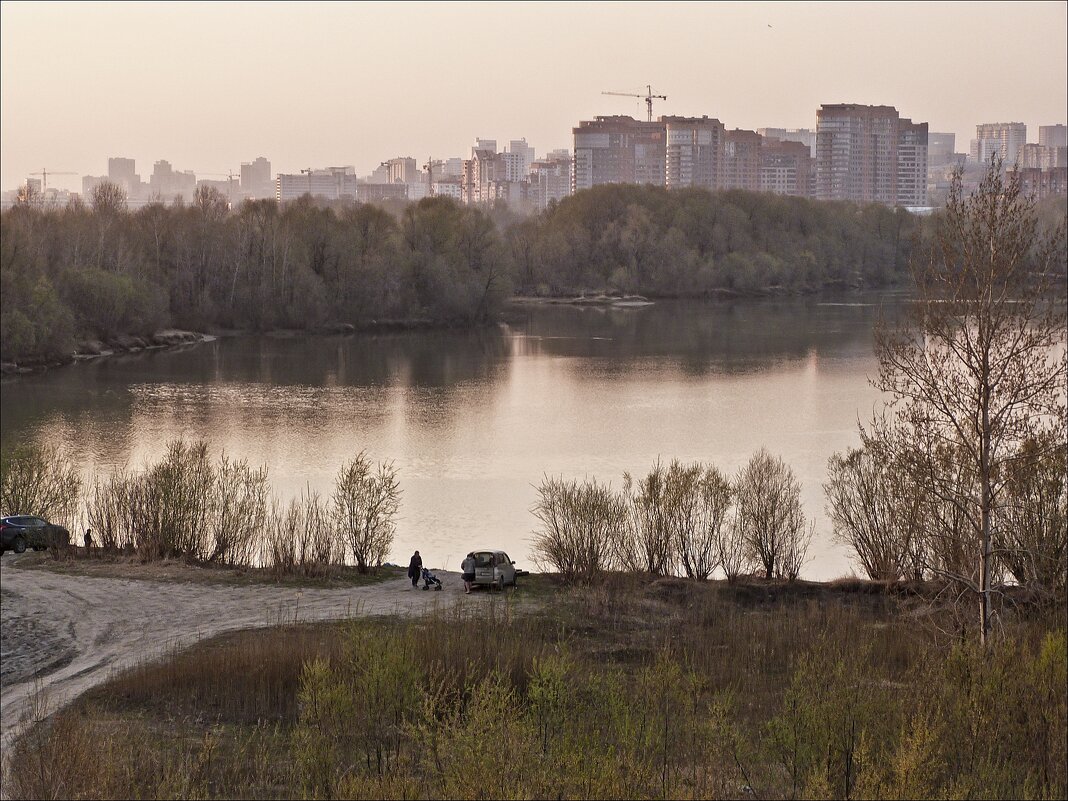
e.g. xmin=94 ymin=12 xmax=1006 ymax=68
xmin=815 ymin=104 xmax=899 ymax=204
xmin=723 ymin=129 xmax=763 ymax=191
xmin=572 ymin=116 xmax=666 ymax=191
xmin=972 ymin=122 xmax=1027 ymax=166
xmin=664 ymin=116 xmax=724 ymax=190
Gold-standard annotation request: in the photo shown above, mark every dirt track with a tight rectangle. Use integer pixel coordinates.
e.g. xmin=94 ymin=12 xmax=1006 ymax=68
xmin=0 ymin=556 xmax=475 ymax=751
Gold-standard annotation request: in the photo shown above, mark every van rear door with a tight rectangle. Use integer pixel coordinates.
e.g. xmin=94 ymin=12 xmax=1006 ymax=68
xmin=474 ymin=551 xmax=495 ymax=586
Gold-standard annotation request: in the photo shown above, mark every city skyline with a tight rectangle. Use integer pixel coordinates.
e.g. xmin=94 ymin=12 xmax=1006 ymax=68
xmin=2 ymin=1 xmax=1066 ymax=193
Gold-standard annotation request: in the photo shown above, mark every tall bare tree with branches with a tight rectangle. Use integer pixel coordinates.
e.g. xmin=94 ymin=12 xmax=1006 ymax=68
xmin=874 ymin=158 xmax=1066 ymax=643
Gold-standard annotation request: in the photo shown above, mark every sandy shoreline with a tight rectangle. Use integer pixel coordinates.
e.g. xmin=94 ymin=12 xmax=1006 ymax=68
xmin=0 ymin=555 xmax=486 ymax=752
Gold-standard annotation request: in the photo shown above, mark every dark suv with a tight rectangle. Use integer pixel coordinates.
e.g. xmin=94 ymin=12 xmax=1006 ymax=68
xmin=0 ymin=516 xmax=70 ymax=554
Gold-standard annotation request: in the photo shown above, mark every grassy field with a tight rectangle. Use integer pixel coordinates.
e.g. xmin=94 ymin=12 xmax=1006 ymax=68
xmin=4 ymin=573 xmax=1065 ymax=800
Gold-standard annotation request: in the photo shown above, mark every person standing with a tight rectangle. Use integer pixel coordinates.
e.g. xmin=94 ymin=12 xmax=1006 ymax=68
xmin=461 ymin=553 xmax=476 ymax=594
xmin=407 ymin=550 xmax=423 ymax=588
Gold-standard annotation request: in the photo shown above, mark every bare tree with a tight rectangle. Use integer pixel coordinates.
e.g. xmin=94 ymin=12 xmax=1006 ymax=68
xmin=825 ymin=432 xmax=924 ymax=581
xmin=874 ymin=159 xmax=1066 ymax=643
xmin=666 ymin=460 xmax=733 ymax=581
xmin=621 ymin=461 xmax=675 ymax=575
xmin=735 ymin=449 xmax=810 ymax=580
xmin=531 ymin=476 xmax=626 ymax=583
xmin=332 ymin=453 xmax=400 ymax=574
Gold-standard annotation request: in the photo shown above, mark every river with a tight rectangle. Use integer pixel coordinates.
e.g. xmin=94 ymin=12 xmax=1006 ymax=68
xmin=0 ymin=292 xmax=908 ymax=580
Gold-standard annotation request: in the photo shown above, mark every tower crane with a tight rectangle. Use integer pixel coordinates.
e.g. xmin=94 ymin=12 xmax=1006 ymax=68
xmin=27 ymin=168 xmax=77 ymax=192
xmin=601 ymin=85 xmax=667 ymax=122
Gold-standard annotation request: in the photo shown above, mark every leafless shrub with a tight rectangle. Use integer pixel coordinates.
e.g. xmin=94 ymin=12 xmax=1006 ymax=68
xmin=209 ymin=455 xmax=269 ymax=566
xmin=996 ymin=431 xmax=1067 ymax=596
xmin=531 ymin=475 xmax=626 ymax=583
xmin=84 ymin=469 xmax=138 ymax=550
xmin=333 ymin=452 xmax=400 ymax=573
xmin=131 ymin=440 xmax=215 ymax=560
xmin=736 ymin=448 xmax=810 ymax=580
xmin=718 ymin=511 xmax=750 ymax=582
xmin=0 ymin=440 xmax=81 ymax=523
xmin=666 ymin=460 xmax=733 ymax=581
xmin=825 ymin=436 xmax=923 ymax=581
xmin=620 ymin=460 xmax=675 ymax=575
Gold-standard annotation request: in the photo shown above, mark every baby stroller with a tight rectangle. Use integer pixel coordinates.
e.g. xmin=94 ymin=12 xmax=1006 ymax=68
xmin=421 ymin=567 xmax=443 ymax=591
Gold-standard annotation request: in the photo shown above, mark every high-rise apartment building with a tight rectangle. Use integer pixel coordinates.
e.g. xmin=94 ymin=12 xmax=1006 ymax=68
xmin=664 ymin=116 xmax=724 ymax=190
xmin=572 ymin=116 xmax=666 ymax=191
xmin=528 ymin=152 xmax=573 ymax=210
xmin=896 ymin=118 xmax=928 ymax=206
xmin=108 ymin=157 xmax=140 ymax=196
xmin=385 ymin=157 xmax=419 ymax=184
xmin=507 ymin=139 xmax=536 ymax=175
xmin=1038 ymin=124 xmax=1067 ymax=149
xmin=723 ymin=129 xmax=763 ymax=191
xmin=972 ymin=122 xmax=1027 ymax=166
xmin=815 ymin=104 xmax=901 ymax=204
xmin=760 ymin=138 xmax=813 ymax=197
xmin=240 ymin=157 xmax=272 ymax=199
xmin=1018 ymin=143 xmax=1066 ymax=170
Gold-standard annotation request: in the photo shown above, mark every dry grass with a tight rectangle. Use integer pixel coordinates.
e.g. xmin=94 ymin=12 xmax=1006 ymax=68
xmin=5 ymin=574 xmax=1064 ymax=800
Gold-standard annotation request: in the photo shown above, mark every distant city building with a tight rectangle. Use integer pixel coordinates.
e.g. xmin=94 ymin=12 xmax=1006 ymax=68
xmin=1038 ymin=124 xmax=1067 ymax=149
xmin=385 ymin=157 xmax=419 ymax=184
xmin=440 ymin=157 xmax=464 ymax=177
xmin=760 ymin=138 xmax=813 ymax=197
xmin=149 ymin=160 xmax=196 ymax=202
xmin=431 ymin=176 xmax=463 ymax=200
xmin=528 ymin=153 xmax=572 ymax=210
xmin=81 ymin=175 xmax=109 ymax=198
xmin=664 ymin=116 xmax=724 ymax=190
xmin=357 ymin=183 xmax=408 ymax=203
xmin=275 ymin=167 xmax=357 ymax=202
xmin=1018 ymin=143 xmax=1066 ymax=170
xmin=757 ymin=127 xmax=815 ymax=156
xmin=816 ymin=104 xmax=902 ymax=205
xmin=927 ymin=133 xmax=956 ymax=166
xmin=461 ymin=149 xmax=520 ymax=205
xmin=723 ymin=129 xmax=763 ymax=191
xmin=508 ymin=138 xmax=536 ymax=174
xmin=108 ymin=157 xmax=141 ymax=197
xmin=240 ymin=157 xmax=272 ymax=199
xmin=1012 ymin=165 xmax=1067 ymax=200
xmin=572 ymin=115 xmax=665 ymax=191
xmin=896 ymin=118 xmax=929 ymax=206
xmin=472 ymin=138 xmax=498 ymax=157
xmin=972 ymin=122 xmax=1027 ymax=166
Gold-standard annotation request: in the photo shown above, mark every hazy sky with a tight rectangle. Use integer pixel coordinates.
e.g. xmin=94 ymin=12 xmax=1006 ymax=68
xmin=2 ymin=1 xmax=1066 ymax=193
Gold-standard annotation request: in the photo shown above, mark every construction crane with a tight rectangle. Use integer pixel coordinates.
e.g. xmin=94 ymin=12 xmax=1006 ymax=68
xmin=27 ymin=168 xmax=77 ymax=192
xmin=601 ymin=85 xmax=667 ymax=122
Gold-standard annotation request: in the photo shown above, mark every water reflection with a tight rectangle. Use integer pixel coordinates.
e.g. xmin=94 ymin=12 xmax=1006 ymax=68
xmin=1 ymin=294 xmax=901 ymax=579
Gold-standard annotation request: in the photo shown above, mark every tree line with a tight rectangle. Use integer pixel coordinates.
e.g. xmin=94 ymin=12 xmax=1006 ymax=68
xmin=4 ymin=181 xmax=1000 ymax=364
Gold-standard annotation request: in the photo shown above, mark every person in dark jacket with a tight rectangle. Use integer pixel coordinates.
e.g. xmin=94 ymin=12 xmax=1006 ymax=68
xmin=407 ymin=551 xmax=422 ymax=588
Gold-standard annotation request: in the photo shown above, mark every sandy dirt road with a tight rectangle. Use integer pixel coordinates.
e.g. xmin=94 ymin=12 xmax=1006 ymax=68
xmin=0 ymin=556 xmax=475 ymax=752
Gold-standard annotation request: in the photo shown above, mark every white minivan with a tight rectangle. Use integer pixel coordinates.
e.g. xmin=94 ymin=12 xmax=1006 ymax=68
xmin=471 ymin=550 xmax=518 ymax=590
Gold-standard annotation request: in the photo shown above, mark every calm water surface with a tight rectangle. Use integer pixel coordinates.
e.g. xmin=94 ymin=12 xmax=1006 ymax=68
xmin=1 ymin=294 xmax=907 ymax=579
